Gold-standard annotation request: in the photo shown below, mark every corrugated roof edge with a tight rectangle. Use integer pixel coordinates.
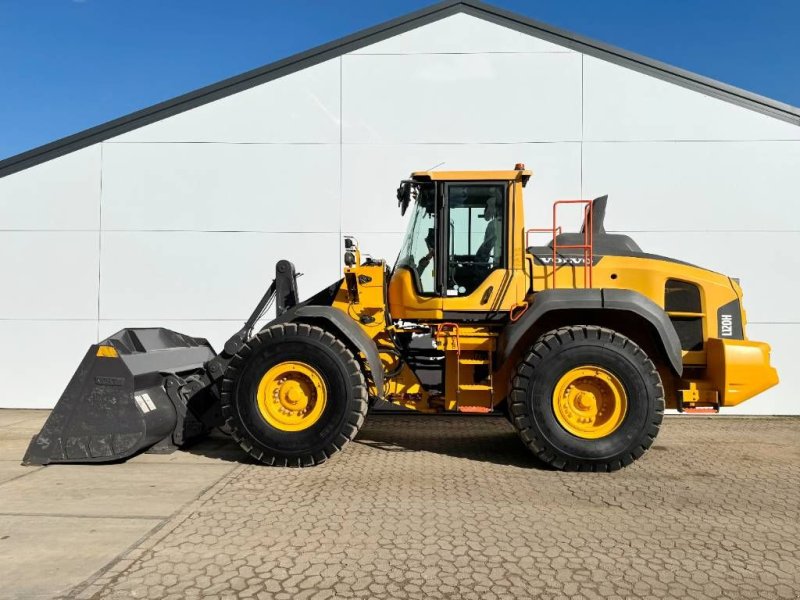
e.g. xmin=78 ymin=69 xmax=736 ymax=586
xmin=1 ymin=0 xmax=798 ymax=179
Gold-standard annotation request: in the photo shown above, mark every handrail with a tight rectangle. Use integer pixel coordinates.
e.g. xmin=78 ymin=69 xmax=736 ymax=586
xmin=525 ymin=226 xmax=562 ymax=249
xmin=525 ymin=199 xmax=594 ymax=289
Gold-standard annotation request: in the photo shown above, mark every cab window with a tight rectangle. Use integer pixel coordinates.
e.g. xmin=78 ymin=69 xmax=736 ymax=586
xmin=447 ymin=184 xmax=505 ymax=296
xmin=394 ymin=184 xmax=437 ymax=294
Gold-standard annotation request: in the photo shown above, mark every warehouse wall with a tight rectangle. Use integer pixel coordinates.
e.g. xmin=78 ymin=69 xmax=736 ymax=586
xmin=1 ymin=12 xmax=798 ymax=413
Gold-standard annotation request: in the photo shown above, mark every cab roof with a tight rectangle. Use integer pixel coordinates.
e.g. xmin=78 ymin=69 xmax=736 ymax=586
xmin=410 ymin=166 xmax=533 ymax=186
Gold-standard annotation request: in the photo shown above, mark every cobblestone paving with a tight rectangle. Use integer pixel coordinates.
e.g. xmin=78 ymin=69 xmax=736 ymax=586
xmin=71 ymin=416 xmax=800 ymax=600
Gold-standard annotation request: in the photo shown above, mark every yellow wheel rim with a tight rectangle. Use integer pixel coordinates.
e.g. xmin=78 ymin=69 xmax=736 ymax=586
xmin=256 ymin=361 xmax=327 ymax=432
xmin=552 ymin=366 xmax=628 ymax=439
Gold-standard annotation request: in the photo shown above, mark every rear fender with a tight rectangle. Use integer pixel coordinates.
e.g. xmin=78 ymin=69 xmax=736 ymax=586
xmin=497 ymin=289 xmax=683 ymax=376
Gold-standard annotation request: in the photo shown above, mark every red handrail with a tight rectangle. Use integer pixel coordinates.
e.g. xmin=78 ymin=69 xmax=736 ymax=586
xmin=526 ymin=200 xmax=593 ymax=289
xmin=525 ymin=226 xmax=561 ymax=249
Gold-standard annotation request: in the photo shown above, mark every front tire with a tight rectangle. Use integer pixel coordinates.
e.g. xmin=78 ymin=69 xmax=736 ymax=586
xmin=509 ymin=326 xmax=664 ymax=472
xmin=220 ymin=323 xmax=368 ymax=466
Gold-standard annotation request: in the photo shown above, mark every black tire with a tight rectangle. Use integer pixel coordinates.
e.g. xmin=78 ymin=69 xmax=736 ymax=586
xmin=220 ymin=323 xmax=368 ymax=466
xmin=509 ymin=325 xmax=664 ymax=472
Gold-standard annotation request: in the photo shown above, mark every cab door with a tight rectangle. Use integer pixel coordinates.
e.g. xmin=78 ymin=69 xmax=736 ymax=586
xmin=440 ymin=182 xmax=513 ymax=317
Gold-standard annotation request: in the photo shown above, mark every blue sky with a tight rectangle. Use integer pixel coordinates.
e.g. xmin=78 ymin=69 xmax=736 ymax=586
xmin=1 ymin=0 xmax=797 ymax=160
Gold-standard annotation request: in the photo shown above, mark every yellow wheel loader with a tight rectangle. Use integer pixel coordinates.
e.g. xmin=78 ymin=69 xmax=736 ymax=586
xmin=24 ymin=165 xmax=779 ymax=471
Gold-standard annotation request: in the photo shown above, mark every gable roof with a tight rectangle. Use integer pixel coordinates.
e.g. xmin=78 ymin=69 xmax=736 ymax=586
xmin=1 ymin=0 xmax=798 ymax=179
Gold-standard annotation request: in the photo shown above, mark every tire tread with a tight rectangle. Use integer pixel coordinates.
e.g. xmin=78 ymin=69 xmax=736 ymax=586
xmin=219 ymin=323 xmax=369 ymax=467
xmin=509 ymin=325 xmax=665 ymax=472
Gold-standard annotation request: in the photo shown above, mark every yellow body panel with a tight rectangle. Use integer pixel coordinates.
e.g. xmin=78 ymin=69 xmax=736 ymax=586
xmin=532 ymin=254 xmax=746 ymax=366
xmin=705 ymin=338 xmax=779 ymax=407
xmin=387 ymin=268 xmax=443 ymax=320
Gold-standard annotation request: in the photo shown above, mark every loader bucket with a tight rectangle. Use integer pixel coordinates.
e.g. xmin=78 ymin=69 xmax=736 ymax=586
xmin=23 ymin=328 xmax=217 ymax=466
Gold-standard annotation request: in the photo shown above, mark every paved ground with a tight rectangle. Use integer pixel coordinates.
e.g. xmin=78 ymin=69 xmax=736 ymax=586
xmin=0 ymin=410 xmax=240 ymax=599
xmin=1 ymin=411 xmax=799 ymax=600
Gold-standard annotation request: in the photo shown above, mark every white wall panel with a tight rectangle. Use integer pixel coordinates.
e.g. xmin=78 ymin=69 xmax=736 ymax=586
xmin=0 ymin=321 xmax=98 ymax=408
xmin=350 ymin=13 xmax=573 ymax=55
xmin=0 ymin=147 xmax=100 ymax=230
xmin=341 ymin=142 xmax=582 ymax=234
xmin=584 ymin=56 xmax=800 ymax=142
xmin=101 ymin=142 xmax=340 ymax=232
xmin=109 ymin=60 xmax=340 ymax=144
xmin=629 ymin=231 xmax=800 ymax=324
xmin=342 ymin=53 xmax=582 ymax=144
xmin=726 ymin=324 xmax=798 ymax=415
xmin=582 ymin=141 xmax=800 ymax=232
xmin=0 ymin=232 xmax=99 ymax=319
xmin=99 ymin=232 xmax=339 ymax=320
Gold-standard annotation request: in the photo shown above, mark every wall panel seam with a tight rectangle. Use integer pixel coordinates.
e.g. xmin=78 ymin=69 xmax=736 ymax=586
xmin=340 ymin=140 xmax=584 ymax=145
xmin=103 ymin=141 xmax=340 ymax=146
xmin=580 ymin=53 xmax=584 ymax=198
xmin=0 ymin=318 xmax=102 ymax=322
xmin=96 ymin=144 xmax=104 ymax=342
xmin=582 ymin=139 xmax=800 ymax=144
xmin=339 ymin=56 xmax=344 ymax=269
xmin=99 ymin=230 xmax=346 ymax=234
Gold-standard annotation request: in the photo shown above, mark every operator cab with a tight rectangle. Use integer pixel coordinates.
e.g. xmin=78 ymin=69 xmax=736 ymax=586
xmin=389 ymin=166 xmax=531 ymax=320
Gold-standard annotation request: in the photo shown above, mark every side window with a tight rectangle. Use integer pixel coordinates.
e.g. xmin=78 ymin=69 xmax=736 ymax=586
xmin=447 ymin=184 xmax=505 ymax=296
xmin=394 ymin=185 xmax=437 ymax=294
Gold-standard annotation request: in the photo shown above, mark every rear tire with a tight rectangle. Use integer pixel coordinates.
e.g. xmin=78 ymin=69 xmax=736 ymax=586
xmin=509 ymin=325 xmax=664 ymax=472
xmin=220 ymin=323 xmax=368 ymax=466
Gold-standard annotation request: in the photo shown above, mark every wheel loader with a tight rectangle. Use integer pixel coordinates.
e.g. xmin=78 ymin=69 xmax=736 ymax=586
xmin=24 ymin=165 xmax=779 ymax=471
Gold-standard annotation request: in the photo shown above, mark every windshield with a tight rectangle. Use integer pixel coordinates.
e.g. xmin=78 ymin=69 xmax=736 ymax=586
xmin=394 ymin=183 xmax=436 ymax=295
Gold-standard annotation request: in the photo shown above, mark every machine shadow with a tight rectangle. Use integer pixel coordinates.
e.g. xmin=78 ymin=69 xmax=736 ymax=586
xmin=353 ymin=413 xmax=550 ymax=470
xmin=181 ymin=414 xmax=549 ymax=469
xmin=180 ymin=430 xmax=257 ymax=464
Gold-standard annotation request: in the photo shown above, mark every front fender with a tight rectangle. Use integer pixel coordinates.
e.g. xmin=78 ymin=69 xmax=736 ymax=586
xmin=271 ymin=305 xmax=385 ymax=398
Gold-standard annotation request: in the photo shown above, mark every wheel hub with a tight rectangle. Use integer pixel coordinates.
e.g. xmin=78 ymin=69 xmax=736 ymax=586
xmin=552 ymin=366 xmax=627 ymax=439
xmin=257 ymin=361 xmax=327 ymax=432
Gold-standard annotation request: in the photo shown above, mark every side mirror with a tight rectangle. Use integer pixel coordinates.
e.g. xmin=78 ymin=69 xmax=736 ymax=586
xmin=397 ymin=181 xmax=412 ymax=216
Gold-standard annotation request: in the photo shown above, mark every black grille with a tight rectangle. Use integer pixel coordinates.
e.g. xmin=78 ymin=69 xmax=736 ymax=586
xmin=665 ymin=279 xmax=701 ymax=313
xmin=670 ymin=316 xmax=704 ymax=351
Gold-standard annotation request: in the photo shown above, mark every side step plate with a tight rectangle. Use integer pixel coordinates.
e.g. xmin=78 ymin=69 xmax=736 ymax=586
xmin=457 ymin=406 xmax=492 ymax=414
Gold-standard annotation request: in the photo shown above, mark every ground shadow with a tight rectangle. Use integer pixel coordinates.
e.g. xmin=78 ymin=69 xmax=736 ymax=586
xmin=354 ymin=413 xmax=550 ymax=469
xmin=181 ymin=413 xmax=548 ymax=468
xmin=180 ymin=429 xmax=259 ymax=464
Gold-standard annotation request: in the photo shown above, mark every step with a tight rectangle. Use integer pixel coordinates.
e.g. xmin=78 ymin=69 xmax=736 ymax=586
xmin=458 ymin=384 xmax=493 ymax=392
xmin=458 ymin=405 xmax=492 ymax=414
xmin=458 ymin=358 xmax=490 ymax=365
xmin=678 ymin=406 xmax=720 ymax=415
